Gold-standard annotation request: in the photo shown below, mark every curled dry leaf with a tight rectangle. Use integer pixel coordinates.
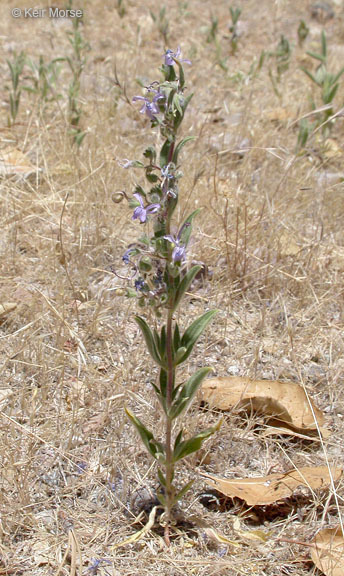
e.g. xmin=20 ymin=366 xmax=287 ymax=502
xmin=202 ymin=466 xmax=342 ymax=506
xmin=199 ymin=376 xmax=329 ymax=436
xmin=311 ymin=527 xmax=344 ymax=576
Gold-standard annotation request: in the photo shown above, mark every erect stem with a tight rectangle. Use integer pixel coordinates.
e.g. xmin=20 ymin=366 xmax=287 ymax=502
xmin=164 ymin=138 xmax=176 ymax=545
xmin=164 ymin=306 xmax=174 ymax=545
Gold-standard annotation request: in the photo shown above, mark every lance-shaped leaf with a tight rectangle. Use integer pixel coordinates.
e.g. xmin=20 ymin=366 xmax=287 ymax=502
xmin=134 ymin=316 xmax=165 ymax=367
xmin=173 ymin=322 xmax=181 ymax=353
xmin=173 ymin=420 xmax=222 ymax=462
xmin=169 ymin=367 xmax=213 ymax=419
xmin=159 ymin=368 xmax=168 ymax=399
xmin=332 ymin=67 xmax=344 ymax=85
xmin=173 ymin=265 xmax=202 ymax=311
xmin=300 ymin=67 xmax=319 ymax=86
xmin=306 ymin=51 xmax=326 ymax=64
xmin=159 ymin=138 xmax=173 ymax=168
xmin=151 ymin=381 xmax=167 ymax=413
xmin=321 ymin=30 xmax=327 ymax=58
xmin=178 ymin=209 xmax=200 ymax=247
xmin=176 ymin=310 xmax=217 ymax=364
xmin=157 ymin=468 xmax=166 ymax=487
xmin=173 ymin=480 xmax=194 ymax=504
xmin=174 ymin=346 xmax=188 ymax=365
xmin=173 ymin=137 xmax=196 ymax=165
xmin=125 ymin=408 xmax=165 ymax=462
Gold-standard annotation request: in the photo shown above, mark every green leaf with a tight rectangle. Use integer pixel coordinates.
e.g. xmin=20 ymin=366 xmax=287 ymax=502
xmin=169 ymin=367 xmax=213 ymax=419
xmin=173 ymin=136 xmax=196 ymax=165
xmin=174 ymin=59 xmax=185 ymax=88
xmin=143 ymin=146 xmax=156 ymax=162
xmin=151 ymin=382 xmax=167 ymax=413
xmin=332 ymin=67 xmax=344 ymax=85
xmin=156 ymin=492 xmax=166 ymax=506
xmin=145 ymin=171 xmax=159 ymax=183
xmin=134 ymin=316 xmax=165 ymax=367
xmin=173 ymin=323 xmax=181 ymax=352
xmin=178 ymin=310 xmax=217 ymax=363
xmin=324 ymin=83 xmax=338 ymax=104
xmin=321 ymin=30 xmax=327 ymax=58
xmin=172 ymin=92 xmax=183 ymax=116
xmin=178 ymin=209 xmax=200 ymax=247
xmin=159 ymin=138 xmax=173 ymax=168
xmin=173 ymin=420 xmax=222 ymax=462
xmin=173 ymin=265 xmax=202 ymax=311
xmin=126 ymin=408 xmax=165 ymax=461
xmin=159 ymin=368 xmax=168 ymax=399
xmin=306 ymin=51 xmax=326 ymax=64
xmin=174 ymin=480 xmax=194 ymax=503
xmin=174 ymin=347 xmax=188 ymax=365
xmin=174 ymin=429 xmax=183 ymax=450
xmin=300 ymin=67 xmax=318 ymax=85
xmin=160 ymin=325 xmax=166 ymax=359
xmin=157 ymin=468 xmax=166 ymax=487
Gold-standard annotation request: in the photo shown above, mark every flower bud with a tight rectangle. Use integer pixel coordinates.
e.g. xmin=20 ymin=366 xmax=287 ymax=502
xmin=139 ymin=257 xmax=152 ymax=272
xmin=112 ymin=191 xmax=125 ymax=204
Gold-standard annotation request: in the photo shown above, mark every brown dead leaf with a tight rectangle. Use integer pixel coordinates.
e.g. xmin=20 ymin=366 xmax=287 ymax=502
xmin=261 ymin=422 xmax=330 ymax=440
xmin=0 ymin=147 xmax=38 ymax=178
xmin=0 ymin=302 xmax=17 ymax=318
xmin=267 ymin=107 xmax=293 ymax=123
xmin=311 ymin=527 xmax=344 ymax=576
xmin=82 ymin=412 xmax=109 ymax=434
xmin=279 ymin=230 xmax=300 ymax=257
xmin=202 ymin=466 xmax=342 ymax=506
xmin=199 ymin=376 xmax=328 ymax=435
xmin=323 ymin=139 xmax=342 ymax=160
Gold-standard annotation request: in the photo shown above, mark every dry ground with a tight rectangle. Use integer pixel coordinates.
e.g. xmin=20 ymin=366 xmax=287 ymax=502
xmin=0 ymin=0 xmax=344 ymax=574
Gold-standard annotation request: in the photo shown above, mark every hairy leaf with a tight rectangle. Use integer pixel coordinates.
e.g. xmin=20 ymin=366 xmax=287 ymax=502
xmin=178 ymin=310 xmax=217 ymax=363
xmin=126 ymin=408 xmax=165 ymax=461
xmin=169 ymin=367 xmax=213 ymax=419
xmin=173 ymin=265 xmax=202 ymax=311
xmin=173 ymin=137 xmax=196 ymax=165
xmin=135 ymin=316 xmax=165 ymax=367
xmin=173 ymin=480 xmax=194 ymax=503
xmin=173 ymin=420 xmax=222 ymax=462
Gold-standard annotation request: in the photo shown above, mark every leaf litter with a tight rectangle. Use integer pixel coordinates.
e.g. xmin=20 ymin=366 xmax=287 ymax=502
xmin=199 ymin=376 xmax=330 ymax=437
xmin=201 ymin=466 xmax=342 ymax=506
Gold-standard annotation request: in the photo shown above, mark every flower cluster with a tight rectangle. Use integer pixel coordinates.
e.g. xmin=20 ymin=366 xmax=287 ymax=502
xmin=120 ymin=48 xmax=194 ymax=314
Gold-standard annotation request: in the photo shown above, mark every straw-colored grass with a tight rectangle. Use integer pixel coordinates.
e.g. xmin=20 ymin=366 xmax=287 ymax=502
xmin=0 ymin=0 xmax=343 ymax=574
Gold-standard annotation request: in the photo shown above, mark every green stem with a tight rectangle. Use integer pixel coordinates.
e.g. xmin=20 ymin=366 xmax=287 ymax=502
xmin=164 ymin=307 xmax=174 ymax=544
xmin=164 ymin=138 xmax=176 ymax=545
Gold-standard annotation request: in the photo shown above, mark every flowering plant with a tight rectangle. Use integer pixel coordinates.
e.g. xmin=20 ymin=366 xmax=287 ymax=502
xmin=121 ymin=48 xmax=220 ymax=543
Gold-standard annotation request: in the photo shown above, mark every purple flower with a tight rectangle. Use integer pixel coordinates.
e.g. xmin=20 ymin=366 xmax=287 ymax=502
xmin=164 ymin=234 xmax=187 ymax=263
xmin=132 ymin=96 xmax=159 ymax=120
xmin=132 ymin=193 xmax=160 ymax=223
xmin=118 ymin=158 xmax=135 ymax=169
xmin=123 ymin=247 xmax=135 ymax=264
xmin=164 ymin=47 xmax=191 ymax=67
xmin=133 ymin=91 xmax=165 ymax=120
xmin=135 ymin=278 xmax=146 ymax=291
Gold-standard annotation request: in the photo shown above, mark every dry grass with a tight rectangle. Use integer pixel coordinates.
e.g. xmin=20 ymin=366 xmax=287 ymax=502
xmin=0 ymin=0 xmax=344 ymax=574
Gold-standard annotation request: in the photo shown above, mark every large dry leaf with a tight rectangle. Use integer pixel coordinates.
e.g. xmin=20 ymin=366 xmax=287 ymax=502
xmin=199 ymin=376 xmax=327 ymax=434
xmin=311 ymin=528 xmax=344 ymax=576
xmin=202 ymin=466 xmax=342 ymax=506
